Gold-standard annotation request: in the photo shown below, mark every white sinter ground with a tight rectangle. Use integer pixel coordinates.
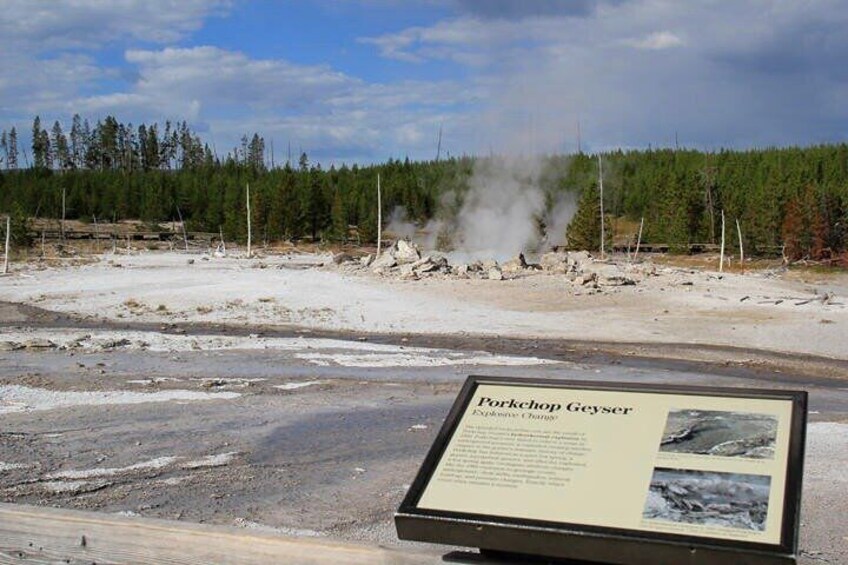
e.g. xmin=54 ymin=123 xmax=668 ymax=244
xmin=1 ymin=251 xmax=846 ymax=359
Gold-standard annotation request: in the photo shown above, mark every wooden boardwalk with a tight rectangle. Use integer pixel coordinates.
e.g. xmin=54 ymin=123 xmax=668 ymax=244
xmin=0 ymin=503 xmax=439 ymax=564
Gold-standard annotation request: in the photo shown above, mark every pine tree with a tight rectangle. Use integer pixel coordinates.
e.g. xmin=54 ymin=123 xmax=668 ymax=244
xmin=70 ymin=114 xmax=84 ymax=168
xmin=51 ymin=121 xmax=70 ymax=170
xmin=32 ymin=116 xmax=48 ymax=169
xmin=565 ymin=183 xmax=612 ymax=252
xmin=247 ymin=133 xmax=265 ymax=172
xmin=7 ymin=127 xmax=18 ymax=169
xmin=781 ymin=198 xmax=803 ymax=261
xmin=330 ymin=188 xmax=348 ymax=242
xmin=0 ymin=130 xmax=6 ymax=169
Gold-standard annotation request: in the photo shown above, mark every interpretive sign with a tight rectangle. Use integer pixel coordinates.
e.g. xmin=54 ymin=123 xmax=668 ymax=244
xmin=396 ymin=376 xmax=807 ymax=565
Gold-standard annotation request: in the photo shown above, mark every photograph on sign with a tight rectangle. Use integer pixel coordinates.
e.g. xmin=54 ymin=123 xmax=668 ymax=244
xmin=659 ymin=409 xmax=778 ymax=459
xmin=643 ymin=468 xmax=771 ymax=531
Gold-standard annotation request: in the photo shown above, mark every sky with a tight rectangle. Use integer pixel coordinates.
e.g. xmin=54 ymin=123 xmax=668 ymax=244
xmin=1 ymin=0 xmax=847 ymax=166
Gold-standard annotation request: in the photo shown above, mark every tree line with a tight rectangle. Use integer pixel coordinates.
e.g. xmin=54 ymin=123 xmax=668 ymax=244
xmin=1 ymin=115 xmax=847 ymax=262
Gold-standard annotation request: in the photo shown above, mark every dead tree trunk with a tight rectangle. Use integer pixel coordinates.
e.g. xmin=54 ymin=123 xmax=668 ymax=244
xmin=175 ymin=206 xmax=188 ymax=252
xmin=634 ymin=217 xmax=644 ymax=261
xmin=720 ymin=210 xmax=726 ymax=272
xmin=246 ymin=183 xmax=252 ymax=258
xmin=61 ymin=186 xmax=66 ymax=242
xmin=2 ymin=216 xmax=9 ymax=275
xmin=598 ymin=155 xmax=605 ymax=260
xmin=736 ymin=218 xmax=744 ymax=267
xmin=376 ymin=173 xmax=382 ymax=257
xmin=93 ymin=215 xmax=100 ymax=253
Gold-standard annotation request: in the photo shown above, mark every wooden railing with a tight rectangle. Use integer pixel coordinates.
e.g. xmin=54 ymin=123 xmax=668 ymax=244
xmin=0 ymin=503 xmax=439 ymax=564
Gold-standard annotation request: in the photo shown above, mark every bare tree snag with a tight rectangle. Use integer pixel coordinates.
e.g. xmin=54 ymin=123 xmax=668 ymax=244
xmin=246 ymin=183 xmax=252 ymax=258
xmin=598 ymin=154 xmax=605 ymax=260
xmin=175 ymin=206 xmax=188 ymax=252
xmin=3 ymin=216 xmax=9 ymax=275
xmin=376 ymin=173 xmax=382 ymax=257
xmin=720 ymin=210 xmax=726 ymax=272
xmin=634 ymin=217 xmax=644 ymax=261
xmin=736 ymin=218 xmax=744 ymax=268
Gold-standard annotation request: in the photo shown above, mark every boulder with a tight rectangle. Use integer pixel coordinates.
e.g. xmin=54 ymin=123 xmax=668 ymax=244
xmin=599 ymin=275 xmax=636 ymax=287
xmin=23 ymin=338 xmax=55 ymax=349
xmin=488 ymin=266 xmax=504 ymax=281
xmin=371 ymin=252 xmax=397 ymax=270
xmin=481 ymin=259 xmax=499 ymax=271
xmin=331 ymin=252 xmax=354 ymax=265
xmin=568 ymin=251 xmax=592 ymax=270
xmin=412 ymin=257 xmax=438 ymax=274
xmin=394 ymin=240 xmax=421 ymax=264
xmin=574 ymin=272 xmax=597 ymax=286
xmin=540 ymin=252 xmax=569 ymax=273
xmin=501 ymin=255 xmax=526 ymax=274
xmin=359 ymin=254 xmax=374 ymax=268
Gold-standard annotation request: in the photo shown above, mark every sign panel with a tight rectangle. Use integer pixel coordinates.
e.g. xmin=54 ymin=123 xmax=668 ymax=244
xmin=396 ymin=377 xmax=806 ymax=565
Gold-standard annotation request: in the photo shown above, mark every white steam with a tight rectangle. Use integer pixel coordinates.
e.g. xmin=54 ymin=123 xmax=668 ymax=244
xmin=543 ymin=193 xmax=578 ymax=248
xmin=384 ymin=156 xmax=579 ymax=261
xmin=385 ymin=206 xmax=417 ymax=240
xmin=451 ymin=156 xmax=546 ymax=261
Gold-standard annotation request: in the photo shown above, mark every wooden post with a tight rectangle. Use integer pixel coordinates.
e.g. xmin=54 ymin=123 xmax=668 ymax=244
xmin=3 ymin=216 xmax=9 ymax=275
xmin=175 ymin=206 xmax=188 ymax=252
xmin=736 ymin=218 xmax=744 ymax=267
xmin=719 ymin=210 xmax=726 ymax=272
xmin=61 ymin=186 xmax=66 ymax=242
xmin=376 ymin=173 xmax=382 ymax=257
xmin=246 ymin=183 xmax=252 ymax=258
xmin=598 ymin=154 xmax=605 ymax=260
xmin=93 ymin=215 xmax=100 ymax=253
xmin=634 ymin=217 xmax=644 ymax=261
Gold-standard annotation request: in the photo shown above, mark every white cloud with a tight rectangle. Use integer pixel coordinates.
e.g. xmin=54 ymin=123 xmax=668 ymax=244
xmin=122 ymin=46 xmax=353 ymax=111
xmin=0 ymin=0 xmax=231 ymax=51
xmin=627 ymin=30 xmax=684 ymax=50
xmin=3 ymin=0 xmax=848 ymax=165
xmin=361 ymin=0 xmax=848 ymax=153
xmin=59 ymin=46 xmax=479 ymax=163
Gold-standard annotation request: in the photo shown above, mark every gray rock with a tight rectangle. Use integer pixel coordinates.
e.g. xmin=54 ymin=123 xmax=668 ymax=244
xmin=399 ymin=263 xmax=416 ymax=277
xmin=394 ymin=240 xmax=421 ymax=264
xmin=574 ymin=272 xmax=598 ymax=286
xmin=481 ymin=259 xmax=499 ymax=271
xmin=568 ymin=251 xmax=592 ymax=269
xmin=415 ymin=254 xmax=448 ymax=274
xmin=540 ymin=252 xmax=569 ymax=272
xmin=359 ymin=254 xmax=374 ymax=267
xmin=331 ymin=252 xmax=354 ymax=265
xmin=488 ymin=267 xmax=504 ymax=281
xmin=23 ymin=338 xmax=55 ymax=349
xmin=501 ymin=255 xmax=526 ymax=274
xmin=599 ymin=275 xmax=636 ymax=287
xmin=371 ymin=252 xmax=397 ymax=270
xmin=0 ymin=341 xmax=22 ymax=351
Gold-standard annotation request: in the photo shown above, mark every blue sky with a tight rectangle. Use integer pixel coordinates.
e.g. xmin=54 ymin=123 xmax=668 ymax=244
xmin=1 ymin=0 xmax=847 ymax=166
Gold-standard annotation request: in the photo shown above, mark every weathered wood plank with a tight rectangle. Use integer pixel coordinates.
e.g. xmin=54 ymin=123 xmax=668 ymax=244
xmin=0 ymin=503 xmax=439 ymax=565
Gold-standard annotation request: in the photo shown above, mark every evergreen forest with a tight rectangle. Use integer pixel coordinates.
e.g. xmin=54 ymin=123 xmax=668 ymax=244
xmin=1 ymin=115 xmax=847 ymax=261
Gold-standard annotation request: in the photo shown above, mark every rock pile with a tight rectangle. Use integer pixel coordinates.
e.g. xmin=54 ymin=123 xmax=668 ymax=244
xmin=332 ymin=240 xmax=645 ymax=288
